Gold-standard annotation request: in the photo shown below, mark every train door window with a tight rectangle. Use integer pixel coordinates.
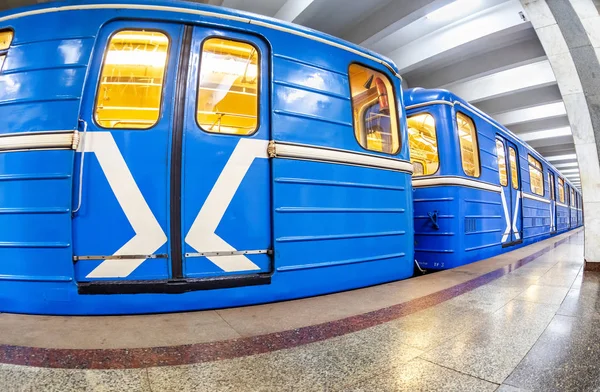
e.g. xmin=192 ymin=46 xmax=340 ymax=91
xmin=407 ymin=113 xmax=438 ymax=176
xmin=549 ymin=172 xmax=556 ymax=201
xmin=571 ymin=188 xmax=576 ymax=207
xmin=558 ymin=177 xmax=565 ymax=203
xmin=349 ymin=63 xmax=399 ymax=154
xmin=197 ymin=38 xmax=259 ymax=135
xmin=495 ymin=139 xmax=508 ymax=186
xmin=509 ymin=147 xmax=519 ymax=189
xmin=528 ymin=155 xmax=544 ymax=196
xmin=94 ymin=30 xmax=170 ymax=129
xmin=456 ymin=112 xmax=480 ymax=177
xmin=0 ymin=30 xmax=13 ymax=72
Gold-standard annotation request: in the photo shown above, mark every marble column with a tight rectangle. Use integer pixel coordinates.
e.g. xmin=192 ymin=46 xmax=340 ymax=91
xmin=521 ymin=0 xmax=600 ymax=269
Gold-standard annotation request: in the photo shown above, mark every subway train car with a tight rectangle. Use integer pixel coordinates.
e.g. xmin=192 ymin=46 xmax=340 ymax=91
xmin=0 ymin=0 xmax=414 ymax=315
xmin=405 ymin=88 xmax=582 ymax=271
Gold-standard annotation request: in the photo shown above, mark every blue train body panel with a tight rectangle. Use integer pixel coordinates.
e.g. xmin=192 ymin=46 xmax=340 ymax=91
xmin=0 ymin=1 xmax=414 ymax=314
xmin=405 ymin=88 xmax=582 ymax=271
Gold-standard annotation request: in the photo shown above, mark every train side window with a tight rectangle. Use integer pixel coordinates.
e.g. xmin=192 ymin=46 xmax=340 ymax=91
xmin=571 ymin=188 xmax=576 ymax=207
xmin=549 ymin=172 xmax=556 ymax=201
xmin=197 ymin=38 xmax=259 ymax=135
xmin=456 ymin=112 xmax=480 ymax=177
xmin=407 ymin=113 xmax=438 ymax=176
xmin=0 ymin=30 xmax=14 ymax=72
xmin=349 ymin=63 xmax=400 ymax=154
xmin=558 ymin=177 xmax=565 ymax=203
xmin=528 ymin=155 xmax=544 ymax=196
xmin=495 ymin=139 xmax=508 ymax=186
xmin=509 ymin=147 xmax=519 ymax=189
xmin=95 ymin=30 xmax=170 ymax=129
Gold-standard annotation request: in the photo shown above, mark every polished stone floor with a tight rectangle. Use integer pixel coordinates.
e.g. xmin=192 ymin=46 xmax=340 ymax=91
xmin=1 ymin=229 xmax=599 ymax=391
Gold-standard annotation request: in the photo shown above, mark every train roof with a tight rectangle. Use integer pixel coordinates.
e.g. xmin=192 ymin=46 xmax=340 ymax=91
xmin=404 ymin=88 xmax=581 ymax=193
xmin=0 ymin=0 xmax=400 ymax=78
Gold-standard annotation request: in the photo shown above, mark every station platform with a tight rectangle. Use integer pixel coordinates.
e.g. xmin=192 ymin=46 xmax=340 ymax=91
xmin=1 ymin=228 xmax=597 ymax=391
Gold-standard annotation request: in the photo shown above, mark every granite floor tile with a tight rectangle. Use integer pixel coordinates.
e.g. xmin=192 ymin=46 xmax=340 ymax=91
xmin=0 ymin=365 xmax=150 ymax=392
xmin=343 ymin=358 xmax=498 ymax=392
xmin=0 ymin=311 xmax=241 ymax=349
xmin=421 ymin=300 xmax=559 ymax=384
xmin=495 ymin=384 xmax=531 ymax=391
xmin=363 ymin=301 xmax=490 ymax=351
xmin=146 ymin=331 xmax=420 ymax=392
xmin=515 ymin=284 xmax=570 ymax=305
xmin=147 ymin=348 xmax=336 ymax=392
xmin=442 ymin=284 xmax=526 ymax=313
xmin=486 ymin=274 xmax=541 ymax=289
xmin=535 ymin=271 xmax=580 ymax=288
xmin=504 ymin=314 xmax=600 ymax=391
xmin=506 ymin=267 xmax=551 ymax=279
xmin=556 ymin=286 xmax=600 ymax=319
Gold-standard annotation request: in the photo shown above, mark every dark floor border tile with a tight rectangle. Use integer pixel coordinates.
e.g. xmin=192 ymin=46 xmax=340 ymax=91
xmin=0 ymin=233 xmax=578 ymax=370
xmin=584 ymin=260 xmax=600 ymax=271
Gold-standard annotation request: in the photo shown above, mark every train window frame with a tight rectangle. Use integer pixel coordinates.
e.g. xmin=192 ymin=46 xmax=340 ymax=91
xmin=0 ymin=29 xmax=14 ymax=73
xmin=558 ymin=177 xmax=565 ymax=203
xmin=407 ymin=111 xmax=439 ymax=176
xmin=527 ymin=154 xmax=544 ymax=196
xmin=348 ymin=62 xmax=401 ymax=156
xmin=93 ymin=28 xmax=171 ymax=131
xmin=196 ymin=35 xmax=261 ymax=137
xmin=456 ymin=111 xmax=481 ymax=178
xmin=571 ymin=187 xmax=576 ymax=207
xmin=495 ymin=139 xmax=508 ymax=187
xmin=508 ymin=146 xmax=519 ymax=190
xmin=549 ymin=172 xmax=556 ymax=201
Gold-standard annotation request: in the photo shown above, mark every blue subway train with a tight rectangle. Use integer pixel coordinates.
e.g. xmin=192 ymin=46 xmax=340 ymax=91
xmin=405 ymin=88 xmax=583 ymax=271
xmin=0 ymin=0 xmax=415 ymax=315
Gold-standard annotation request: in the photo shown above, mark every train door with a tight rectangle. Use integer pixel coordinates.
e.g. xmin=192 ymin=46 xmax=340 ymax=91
xmin=73 ymin=22 xmax=272 ymax=288
xmin=73 ymin=21 xmax=183 ymax=283
xmin=549 ymin=171 xmax=557 ymax=233
xmin=496 ymin=137 xmax=522 ymax=245
xmin=180 ymin=28 xmax=272 ymax=279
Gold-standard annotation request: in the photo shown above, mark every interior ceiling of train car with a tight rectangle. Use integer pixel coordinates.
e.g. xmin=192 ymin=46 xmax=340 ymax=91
xmin=0 ymin=0 xmax=581 ymax=189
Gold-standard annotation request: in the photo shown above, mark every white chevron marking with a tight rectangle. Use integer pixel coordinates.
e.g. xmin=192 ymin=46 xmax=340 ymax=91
xmin=512 ymin=191 xmax=521 ymax=240
xmin=80 ymin=132 xmax=167 ymax=278
xmin=185 ymin=138 xmax=269 ymax=272
xmin=500 ymin=190 xmax=511 ymax=243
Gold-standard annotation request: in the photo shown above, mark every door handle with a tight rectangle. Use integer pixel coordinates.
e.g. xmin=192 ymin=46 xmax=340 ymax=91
xmin=72 ymin=119 xmax=88 ymax=215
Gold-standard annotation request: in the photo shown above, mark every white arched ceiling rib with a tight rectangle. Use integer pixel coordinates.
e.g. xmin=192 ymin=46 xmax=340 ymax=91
xmin=493 ymin=101 xmax=567 ymax=126
xmin=385 ymin=0 xmax=528 ymax=74
xmin=442 ymin=60 xmax=556 ymax=103
xmin=273 ymin=0 xmax=316 ymax=22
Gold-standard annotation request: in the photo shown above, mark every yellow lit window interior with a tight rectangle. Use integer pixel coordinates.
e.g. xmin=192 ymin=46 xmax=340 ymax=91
xmin=0 ymin=30 xmax=13 ymax=51
xmin=528 ymin=155 xmax=544 ymax=196
xmin=95 ymin=30 xmax=169 ymax=129
xmin=558 ymin=177 xmax=565 ymax=203
xmin=549 ymin=173 xmax=555 ymax=200
xmin=509 ymin=147 xmax=518 ymax=189
xmin=197 ymin=38 xmax=259 ymax=135
xmin=408 ymin=113 xmax=438 ymax=176
xmin=496 ymin=140 xmax=508 ymax=186
xmin=349 ymin=64 xmax=399 ymax=154
xmin=457 ymin=112 xmax=480 ymax=177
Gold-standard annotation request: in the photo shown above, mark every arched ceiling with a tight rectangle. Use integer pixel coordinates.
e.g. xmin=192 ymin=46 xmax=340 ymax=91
xmin=1 ymin=0 xmax=581 ymax=188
